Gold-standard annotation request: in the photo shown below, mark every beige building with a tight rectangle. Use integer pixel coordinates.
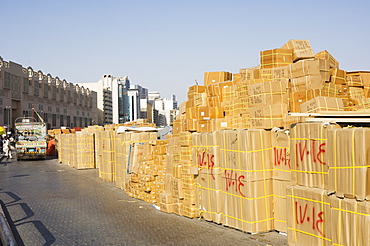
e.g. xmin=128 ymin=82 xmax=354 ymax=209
xmin=0 ymin=57 xmax=98 ymax=131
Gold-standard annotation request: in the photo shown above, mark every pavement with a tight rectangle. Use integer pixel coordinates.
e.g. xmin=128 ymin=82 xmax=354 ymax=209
xmin=0 ymin=156 xmax=288 ymax=246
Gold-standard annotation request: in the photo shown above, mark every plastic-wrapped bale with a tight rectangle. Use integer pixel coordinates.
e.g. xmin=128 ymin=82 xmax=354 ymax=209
xmin=115 ymin=132 xmax=132 ymax=190
xmin=193 ymin=131 xmax=223 ymax=223
xmin=327 ymin=128 xmax=370 ymax=201
xmin=75 ymin=133 xmax=95 ymax=169
xmin=286 ymin=185 xmax=331 ymax=246
xmin=290 ymin=122 xmax=341 ymax=190
xmin=100 ymin=130 xmax=116 ymax=182
xmin=271 ymin=128 xmax=291 ymax=233
xmin=220 ymin=129 xmax=274 ymax=234
xmin=329 ymin=196 xmax=370 ymax=246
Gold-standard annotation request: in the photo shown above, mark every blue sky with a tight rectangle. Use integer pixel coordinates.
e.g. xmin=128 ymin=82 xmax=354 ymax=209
xmin=1 ymin=0 xmax=369 ymax=104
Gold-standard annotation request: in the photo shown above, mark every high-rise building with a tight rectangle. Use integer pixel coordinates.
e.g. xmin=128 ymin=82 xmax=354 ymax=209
xmin=147 ymin=93 xmax=178 ymax=126
xmin=83 ymin=75 xmax=130 ymax=125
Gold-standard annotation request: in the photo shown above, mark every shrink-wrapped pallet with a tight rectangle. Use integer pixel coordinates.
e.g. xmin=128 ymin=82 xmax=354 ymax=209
xmin=286 ymin=185 xmax=331 ymax=246
xmin=329 ymin=196 xmax=370 ymax=246
xmin=100 ymin=130 xmax=116 ymax=182
xmin=290 ymin=122 xmax=341 ymax=189
xmin=327 ymin=128 xmax=370 ymax=200
xmin=220 ymin=129 xmax=274 ymax=233
xmin=75 ymin=133 xmax=95 ymax=169
xmin=193 ymin=132 xmax=223 ymax=223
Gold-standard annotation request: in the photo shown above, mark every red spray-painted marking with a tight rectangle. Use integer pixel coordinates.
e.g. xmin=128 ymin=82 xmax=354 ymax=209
xmin=197 ymin=151 xmax=215 ymax=179
xmin=295 ymin=140 xmax=326 ymax=167
xmin=224 ymin=170 xmax=245 ymax=197
xmin=273 ymin=147 xmax=291 ymax=169
xmin=294 ymin=201 xmax=325 ymax=237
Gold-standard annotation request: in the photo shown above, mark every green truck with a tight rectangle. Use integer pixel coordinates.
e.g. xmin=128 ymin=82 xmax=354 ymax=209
xmin=15 ymin=117 xmax=47 ymax=160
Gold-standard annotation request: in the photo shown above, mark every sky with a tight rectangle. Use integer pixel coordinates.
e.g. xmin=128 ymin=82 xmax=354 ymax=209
xmin=1 ymin=0 xmax=370 ymax=104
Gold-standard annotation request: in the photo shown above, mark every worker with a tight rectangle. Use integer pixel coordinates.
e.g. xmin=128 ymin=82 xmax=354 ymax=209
xmin=46 ymin=135 xmax=56 ymax=156
xmin=2 ymin=136 xmax=12 ymax=159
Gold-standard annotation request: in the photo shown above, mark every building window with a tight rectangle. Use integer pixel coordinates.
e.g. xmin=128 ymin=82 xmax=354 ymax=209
xmin=67 ymin=116 xmax=70 ymax=128
xmin=52 ymin=86 xmax=57 ymax=100
xmin=43 ymin=84 xmax=48 ymax=97
xmin=48 ymin=106 xmax=52 ymax=112
xmin=52 ymin=114 xmax=56 ymax=127
xmin=56 ymin=107 xmax=60 ymax=113
xmin=4 ymin=72 xmax=11 ymax=89
xmin=23 ymin=78 xmax=29 ymax=93
xmin=39 ymin=105 xmax=43 ymax=111
xmin=34 ymin=80 xmax=39 ymax=96
xmin=60 ymin=115 xmax=64 ymax=126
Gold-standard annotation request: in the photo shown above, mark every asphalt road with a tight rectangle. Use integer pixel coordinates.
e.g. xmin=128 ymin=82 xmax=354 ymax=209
xmin=0 ymin=156 xmax=287 ymax=246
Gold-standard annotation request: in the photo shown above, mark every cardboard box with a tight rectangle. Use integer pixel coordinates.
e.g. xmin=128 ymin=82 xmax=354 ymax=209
xmin=327 ymin=128 xmax=370 ymax=200
xmin=286 ymin=185 xmax=331 ymax=246
xmin=300 ymin=96 xmax=344 ymax=113
xmin=290 ymin=75 xmax=326 ymax=91
xmin=290 ymin=122 xmax=341 ymax=189
xmin=315 ymin=50 xmax=340 ymax=69
xmin=281 ymin=39 xmax=315 ymax=61
xmin=329 ymin=196 xmax=370 ymax=246
xmin=330 ymin=68 xmax=347 ymax=85
xmin=222 ymin=179 xmax=274 ymax=233
xmin=204 ymin=71 xmax=232 ymax=86
xmin=249 ymin=104 xmax=288 ymax=129
xmin=248 ymin=80 xmax=288 ymax=107
xmin=272 ymin=65 xmax=290 ymax=79
xmin=260 ymin=48 xmax=293 ymax=69
xmin=211 ymin=118 xmax=232 ymax=132
xmin=271 ymin=128 xmax=291 ymax=181
xmin=240 ymin=66 xmax=260 ymax=80
xmin=289 ymin=58 xmax=330 ymax=80
xmin=273 ymin=179 xmax=290 ymax=233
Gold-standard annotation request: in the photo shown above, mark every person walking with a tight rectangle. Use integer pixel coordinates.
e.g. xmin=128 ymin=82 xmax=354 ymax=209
xmin=3 ymin=136 xmax=13 ymax=159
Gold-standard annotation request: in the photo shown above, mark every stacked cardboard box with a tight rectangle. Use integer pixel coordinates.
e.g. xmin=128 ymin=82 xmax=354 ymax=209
xmin=74 ymin=133 xmax=95 ymax=169
xmin=327 ymin=128 xmax=370 ymax=200
xmin=327 ymin=128 xmax=370 ymax=244
xmin=329 ymin=197 xmax=370 ymax=246
xmin=290 ymin=122 xmax=341 ymax=189
xmin=248 ymin=80 xmax=289 ymax=129
xmin=99 ymin=130 xmax=116 ymax=182
xmin=271 ymin=128 xmax=291 ymax=233
xmin=193 ymin=131 xmax=223 ymax=223
xmin=115 ymin=132 xmax=132 ymax=190
xmin=220 ymin=129 xmax=274 ymax=233
xmin=286 ymin=185 xmax=331 ymax=246
xmin=179 ymin=131 xmax=197 ymax=218
xmin=287 ymin=122 xmax=340 ymax=245
xmin=125 ymin=132 xmax=158 ymax=201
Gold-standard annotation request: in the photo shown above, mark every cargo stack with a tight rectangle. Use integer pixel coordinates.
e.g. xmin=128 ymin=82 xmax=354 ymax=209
xmin=287 ymin=122 xmax=340 ymax=245
xmin=220 ymin=129 xmax=274 ymax=233
xmin=151 ymin=139 xmax=167 ymax=206
xmin=74 ymin=133 xmax=95 ymax=169
xmin=179 ymin=131 xmax=197 ymax=218
xmin=193 ymin=131 xmax=223 ymax=223
xmin=115 ymin=132 xmax=132 ymax=190
xmin=160 ymin=135 xmax=181 ymax=214
xmin=85 ymin=125 xmax=104 ymax=169
xmin=271 ymin=128 xmax=291 ymax=233
xmin=126 ymin=132 xmax=157 ymax=201
xmin=99 ymin=129 xmax=116 ymax=182
xmin=326 ymin=127 xmax=370 ymax=245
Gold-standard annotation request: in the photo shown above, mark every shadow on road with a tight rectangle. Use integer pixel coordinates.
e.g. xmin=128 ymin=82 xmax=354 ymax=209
xmin=0 ymin=192 xmax=56 ymax=246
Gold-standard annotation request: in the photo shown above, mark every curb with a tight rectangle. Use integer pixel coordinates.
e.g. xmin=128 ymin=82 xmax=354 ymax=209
xmin=0 ymin=202 xmax=17 ymax=246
